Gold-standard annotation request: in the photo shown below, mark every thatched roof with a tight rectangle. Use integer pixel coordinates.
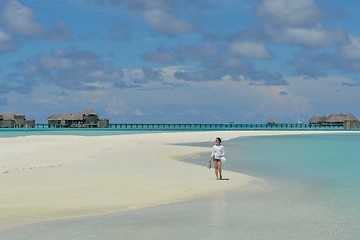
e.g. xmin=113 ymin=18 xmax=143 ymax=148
xmin=266 ymin=118 xmax=276 ymax=124
xmin=344 ymin=113 xmax=358 ymax=121
xmin=47 ymin=114 xmax=58 ymax=120
xmin=47 ymin=109 xmax=98 ymax=120
xmin=309 ymin=113 xmax=358 ymax=124
xmin=326 ymin=114 xmax=347 ymax=123
xmin=83 ymin=109 xmax=98 ymax=115
xmin=308 ymin=115 xmax=327 ymax=123
xmin=48 ymin=113 xmax=82 ymax=121
xmin=0 ymin=113 xmax=25 ymax=120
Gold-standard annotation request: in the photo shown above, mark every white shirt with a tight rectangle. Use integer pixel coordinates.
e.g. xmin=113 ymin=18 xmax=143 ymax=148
xmin=211 ymin=144 xmax=224 ymax=159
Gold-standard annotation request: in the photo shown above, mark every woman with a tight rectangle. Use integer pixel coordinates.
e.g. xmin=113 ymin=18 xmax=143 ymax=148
xmin=210 ymin=137 xmax=225 ymax=180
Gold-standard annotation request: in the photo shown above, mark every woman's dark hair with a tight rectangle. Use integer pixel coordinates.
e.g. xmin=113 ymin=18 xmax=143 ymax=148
xmin=216 ymin=137 xmax=222 ymax=143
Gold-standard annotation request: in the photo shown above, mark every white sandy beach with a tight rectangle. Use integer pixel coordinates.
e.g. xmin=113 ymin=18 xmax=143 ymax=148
xmin=0 ymin=130 xmax=335 ymax=232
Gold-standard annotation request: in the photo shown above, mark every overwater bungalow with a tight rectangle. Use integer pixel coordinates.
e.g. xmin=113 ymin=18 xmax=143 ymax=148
xmin=266 ymin=118 xmax=277 ymax=125
xmin=47 ymin=109 xmax=109 ymax=128
xmin=308 ymin=113 xmax=359 ymax=129
xmin=0 ymin=113 xmax=35 ymax=128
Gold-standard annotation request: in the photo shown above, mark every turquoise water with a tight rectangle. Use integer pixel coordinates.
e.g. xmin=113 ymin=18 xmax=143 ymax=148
xmin=0 ymin=128 xmax=160 ymax=138
xmin=0 ymin=132 xmax=359 ymax=239
xmin=227 ymin=133 xmax=360 ymax=182
xmin=185 ymin=132 xmax=360 ymax=239
xmin=0 ymin=123 xmax=346 ymax=138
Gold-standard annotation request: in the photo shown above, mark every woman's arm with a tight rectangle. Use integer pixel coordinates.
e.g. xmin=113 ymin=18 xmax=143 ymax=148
xmin=220 ymin=146 xmax=225 ymax=157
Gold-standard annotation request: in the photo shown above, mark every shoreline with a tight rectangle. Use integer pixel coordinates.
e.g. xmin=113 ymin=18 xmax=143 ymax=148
xmin=0 ymin=130 xmax=349 ymax=232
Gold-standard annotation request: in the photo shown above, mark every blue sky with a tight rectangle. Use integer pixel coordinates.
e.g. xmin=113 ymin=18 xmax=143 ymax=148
xmin=1 ymin=0 xmax=360 ymax=124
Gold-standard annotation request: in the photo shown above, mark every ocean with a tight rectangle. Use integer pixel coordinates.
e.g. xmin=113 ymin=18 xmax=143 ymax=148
xmin=0 ymin=128 xmax=153 ymax=138
xmin=0 ymin=131 xmax=359 ymax=239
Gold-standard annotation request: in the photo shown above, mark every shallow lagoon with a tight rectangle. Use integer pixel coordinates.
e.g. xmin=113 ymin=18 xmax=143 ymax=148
xmin=0 ymin=132 xmax=359 ymax=240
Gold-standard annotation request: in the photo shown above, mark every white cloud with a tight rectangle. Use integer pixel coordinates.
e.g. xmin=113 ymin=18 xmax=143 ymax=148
xmin=39 ymin=55 xmax=73 ymax=70
xmin=3 ymin=0 xmax=43 ymax=37
xmin=257 ymin=85 xmax=311 ymax=117
xmin=105 ymin=97 xmax=127 ymax=116
xmin=88 ymin=70 xmax=124 ymax=81
xmin=257 ymin=0 xmax=347 ymax=49
xmin=257 ymin=0 xmax=322 ymax=27
xmin=229 ymin=41 xmax=272 ymax=59
xmin=0 ymin=29 xmax=12 ymax=42
xmin=144 ymin=9 xmax=193 ymax=36
xmin=0 ymin=28 xmax=13 ymax=51
xmin=82 ymin=81 xmax=108 ymax=89
xmin=133 ymin=109 xmax=145 ymax=116
xmin=341 ymin=35 xmax=360 ymax=60
xmin=286 ymin=75 xmax=360 ymax=116
xmin=268 ymin=26 xmax=347 ymax=48
xmin=122 ymin=68 xmax=145 ymax=81
xmin=15 ymin=48 xmax=124 ymax=90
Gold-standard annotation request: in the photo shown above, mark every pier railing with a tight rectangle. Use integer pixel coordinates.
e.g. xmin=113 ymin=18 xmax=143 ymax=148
xmin=33 ymin=123 xmax=346 ymax=130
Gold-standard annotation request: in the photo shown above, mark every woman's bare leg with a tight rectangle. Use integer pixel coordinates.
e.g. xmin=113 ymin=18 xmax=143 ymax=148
xmin=213 ymin=160 xmax=219 ymax=179
xmin=218 ymin=162 xmax=222 ymax=179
